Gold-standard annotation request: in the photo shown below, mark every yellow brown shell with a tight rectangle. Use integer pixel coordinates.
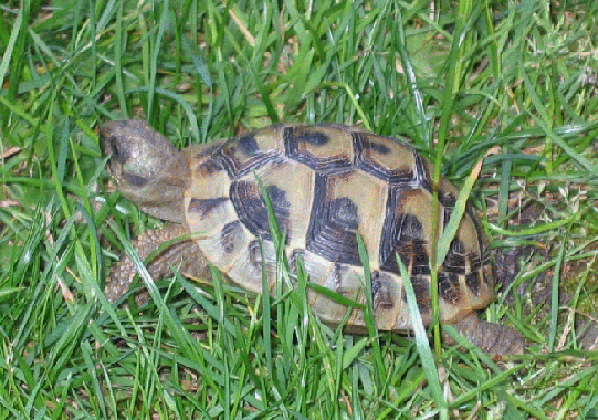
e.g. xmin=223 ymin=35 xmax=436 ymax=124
xmin=178 ymin=124 xmax=493 ymax=331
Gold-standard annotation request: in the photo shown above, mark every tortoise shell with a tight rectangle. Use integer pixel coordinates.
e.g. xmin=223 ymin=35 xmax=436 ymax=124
xmin=170 ymin=123 xmax=493 ymax=331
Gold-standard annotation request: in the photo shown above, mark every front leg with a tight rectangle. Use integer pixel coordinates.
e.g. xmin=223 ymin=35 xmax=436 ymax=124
xmin=105 ymin=225 xmax=209 ymax=302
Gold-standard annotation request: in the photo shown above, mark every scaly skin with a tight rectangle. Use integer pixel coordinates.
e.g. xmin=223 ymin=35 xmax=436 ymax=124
xmin=105 ymin=224 xmax=209 ymax=303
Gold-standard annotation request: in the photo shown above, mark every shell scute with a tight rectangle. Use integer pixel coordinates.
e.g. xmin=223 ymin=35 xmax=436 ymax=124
xmin=306 ymin=168 xmax=387 ymax=268
xmin=216 ymin=127 xmax=285 ymax=177
xmin=284 ymin=125 xmax=354 ymax=170
xmin=230 ymin=180 xmax=291 ymax=241
xmin=229 ymin=160 xmax=315 ymax=246
xmin=356 ymin=132 xmax=428 ymax=184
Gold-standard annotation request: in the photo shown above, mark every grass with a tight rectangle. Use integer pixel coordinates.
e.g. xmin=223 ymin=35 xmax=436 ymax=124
xmin=2 ymin=0 xmax=598 ymax=418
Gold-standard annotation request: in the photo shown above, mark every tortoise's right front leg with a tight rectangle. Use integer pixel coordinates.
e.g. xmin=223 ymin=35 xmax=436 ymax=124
xmin=105 ymin=225 xmax=210 ymax=302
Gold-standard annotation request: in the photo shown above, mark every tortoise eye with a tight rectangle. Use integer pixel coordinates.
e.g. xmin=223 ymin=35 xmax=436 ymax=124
xmin=123 ymin=171 xmax=148 ymax=188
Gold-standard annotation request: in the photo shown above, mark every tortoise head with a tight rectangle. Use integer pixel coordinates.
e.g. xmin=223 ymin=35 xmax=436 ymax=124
xmin=101 ymin=120 xmax=190 ymax=223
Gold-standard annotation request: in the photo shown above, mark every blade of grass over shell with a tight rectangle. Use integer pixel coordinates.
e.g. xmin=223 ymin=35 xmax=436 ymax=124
xmin=356 ymin=235 xmax=384 ymax=389
xmin=398 ymin=255 xmax=446 ymax=414
xmin=437 ymin=148 xmax=493 ymax=266
xmin=256 ymin=173 xmax=292 ymax=395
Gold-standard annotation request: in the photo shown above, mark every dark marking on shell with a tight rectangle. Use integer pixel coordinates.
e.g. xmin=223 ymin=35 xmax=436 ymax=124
xmin=284 ymin=127 xmax=352 ymax=171
xmin=266 ymin=185 xmax=291 ymax=213
xmin=188 ymin=197 xmax=228 ymax=216
xmin=215 ymin=140 xmax=284 ymax=178
xmin=366 ymin=141 xmax=391 ymax=156
xmin=306 ymin=174 xmax=360 ymax=265
xmin=221 ymin=221 xmax=242 ymax=254
xmin=331 ymin=197 xmax=359 ymax=231
xmin=440 ymin=190 xmax=456 ymax=208
xmin=248 ymin=240 xmax=262 ymax=268
xmin=466 ymin=271 xmax=482 ymax=295
xmin=230 ymin=181 xmax=291 ymax=241
xmin=238 ymin=134 xmax=259 ymax=155
xmin=300 ymin=132 xmax=330 ymax=146
xmin=403 ymin=276 xmax=431 ymax=316
xmin=442 ymin=239 xmax=467 ymax=275
xmin=380 ymin=203 xmax=430 ymax=276
xmin=438 ymin=272 xmax=461 ymax=304
xmin=196 ymin=160 xmax=224 ymax=177
xmin=354 ymin=133 xmax=420 ymax=183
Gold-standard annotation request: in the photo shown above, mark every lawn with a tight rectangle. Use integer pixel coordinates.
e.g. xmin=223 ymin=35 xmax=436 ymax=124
xmin=2 ymin=0 xmax=598 ymax=418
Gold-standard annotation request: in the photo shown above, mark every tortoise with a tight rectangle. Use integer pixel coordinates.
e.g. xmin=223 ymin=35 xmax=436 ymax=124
xmin=101 ymin=120 xmax=526 ymax=355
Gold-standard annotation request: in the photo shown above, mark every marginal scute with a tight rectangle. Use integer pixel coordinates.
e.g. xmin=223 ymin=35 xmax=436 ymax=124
xmin=221 ymin=221 xmax=242 ymax=254
xmin=371 ymin=272 xmax=396 ymax=309
xmin=355 ymin=132 xmax=425 ymax=184
xmin=438 ymin=272 xmax=462 ymax=305
xmin=244 ymin=239 xmax=278 ymax=284
xmin=288 ymin=249 xmax=305 ymax=275
xmin=443 ymin=239 xmax=467 ymax=274
xmin=380 ymin=209 xmax=430 ymax=276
